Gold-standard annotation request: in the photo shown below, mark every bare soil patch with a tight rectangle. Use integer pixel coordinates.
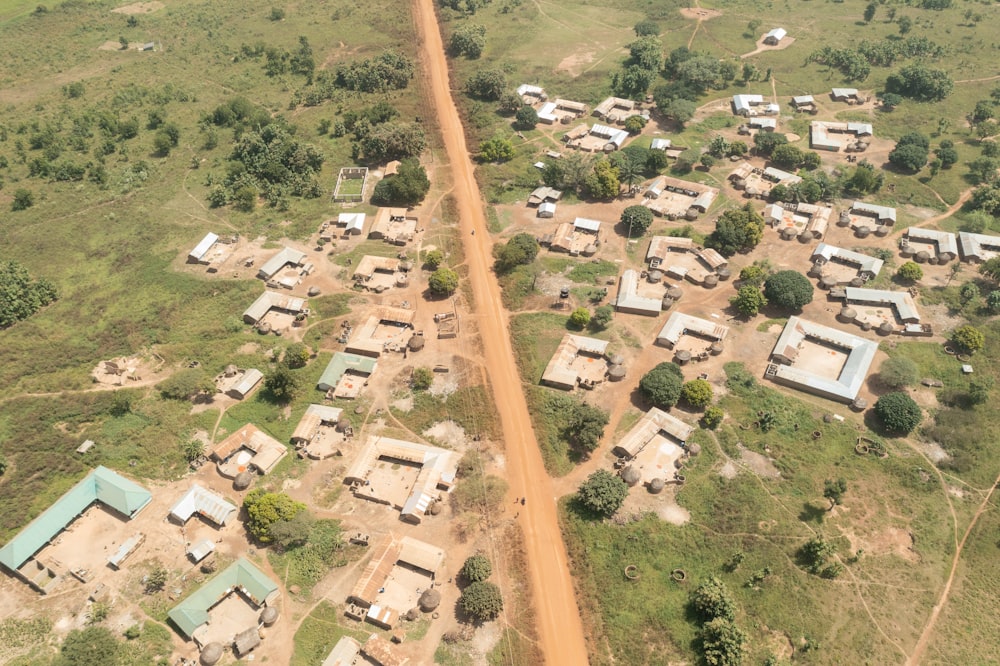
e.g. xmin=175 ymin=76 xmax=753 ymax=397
xmin=680 ymin=7 xmax=722 ymax=20
xmin=739 ymin=445 xmax=782 ymax=479
xmin=423 ymin=420 xmax=468 ymax=448
xmin=111 ymin=1 xmax=164 ymax=14
xmin=555 ymin=50 xmax=596 ymax=77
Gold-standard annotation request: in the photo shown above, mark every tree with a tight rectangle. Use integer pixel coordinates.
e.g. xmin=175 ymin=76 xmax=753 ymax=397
xmin=360 ymin=122 xmax=427 ymax=161
xmin=988 ymin=290 xmax=1000 ymax=313
xmin=799 ymin=535 xmax=836 ymax=573
xmin=283 ymin=342 xmax=310 ymax=369
xmin=466 ymin=68 xmax=507 ymax=100
xmin=460 ymin=554 xmax=492 ymax=583
xmin=771 ymin=144 xmax=805 ymax=169
xmin=565 ymin=402 xmax=609 ymax=453
xmin=885 ymin=64 xmax=954 ymax=102
xmin=729 ymin=285 xmax=766 ymax=317
xmin=621 ymin=205 xmax=654 ymax=237
xmin=878 ymin=91 xmax=903 ymax=110
xmin=243 ymin=489 xmax=307 ymax=543
xmin=698 ymin=617 xmax=746 ymax=666
xmin=880 ymin=356 xmax=919 ymax=388
xmin=577 ymin=469 xmax=628 ymax=517
xmin=972 ymin=100 xmax=994 ymax=124
xmin=371 ymin=158 xmax=430 ymax=206
xmin=591 ymin=305 xmax=614 ymax=329
xmin=569 ymin=307 xmax=591 ymax=329
xmin=897 ymin=15 xmax=913 ymax=34
xmin=842 ymin=160 xmax=883 ymax=195
xmin=951 ymin=324 xmax=985 ymax=354
xmin=738 ymin=263 xmax=769 ymax=287
xmin=702 ymin=406 xmax=724 ymax=430
xmin=634 ymin=19 xmax=660 ymax=36
xmin=459 ymin=581 xmax=503 ymax=621
xmin=627 ymin=35 xmax=663 ymax=69
xmin=763 ymin=270 xmax=813 ymax=310
xmin=863 ymin=1 xmax=877 ymax=22
xmin=269 ymin=6 xmax=285 ymax=20
xmin=449 ymin=23 xmax=486 ymax=58
xmin=888 ymin=132 xmax=930 ymax=172
xmin=514 ymin=105 xmax=538 ymax=130
xmin=624 ymin=115 xmax=647 ymax=136
xmin=705 ymin=204 xmax=766 ymax=257
xmin=56 ymin=627 xmax=122 ymax=666
xmin=936 ymin=140 xmax=958 ymax=169
xmin=429 ymin=267 xmax=459 ymax=295
xmin=183 ymin=439 xmax=204 ymax=463
xmin=0 ymin=260 xmax=58 ymax=328
xmin=752 ymin=132 xmax=788 ymax=158
xmin=411 ymin=367 xmax=433 ymax=391
xmin=961 ymin=281 xmax=981 ymax=305
xmin=660 ymin=98 xmax=697 ymax=126
xmin=969 ymin=377 xmax=994 ymax=405
xmin=689 ymin=576 xmax=736 ymax=622
xmin=156 ymin=368 xmax=214 ymax=400
xmin=874 ymin=391 xmax=922 ymax=434
xmin=700 ymin=154 xmax=716 ymax=170
xmin=582 ymin=158 xmax=620 ymax=200
xmin=823 ymin=478 xmax=848 ymax=509
xmin=896 ymin=261 xmax=923 ymax=283
xmin=681 ymin=379 xmax=713 ymax=408
xmin=268 ymin=510 xmax=315 ymax=549
xmin=417 ymin=250 xmax=443 ymax=272
xmin=479 ymin=134 xmax=515 ymax=163
xmin=152 ymin=130 xmax=173 ymax=157
xmin=265 ymin=365 xmax=299 ymax=403
xmin=979 ymin=257 xmax=1000 ymax=281
xmin=639 ymin=362 xmax=685 ymax=408
xmin=493 ymin=233 xmax=539 ymax=273
xmin=145 ymin=563 xmax=168 ymax=593
xmin=11 ymin=189 xmax=34 ymax=211
xmin=336 ymin=49 xmax=413 ymax=92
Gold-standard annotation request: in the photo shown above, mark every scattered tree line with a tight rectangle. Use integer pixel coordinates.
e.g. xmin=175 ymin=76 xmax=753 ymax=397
xmin=0 ymin=260 xmax=58 ymax=328
xmin=807 ymin=37 xmax=942 ymax=81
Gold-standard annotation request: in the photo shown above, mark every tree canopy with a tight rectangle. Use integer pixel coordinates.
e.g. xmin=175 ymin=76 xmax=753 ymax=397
xmin=243 ymin=489 xmax=307 ymax=543
xmin=0 ymin=260 xmax=58 ymax=329
xmin=885 ymin=64 xmax=953 ymax=102
xmin=449 ymin=23 xmax=486 ymax=58
xmin=729 ymin=285 xmax=767 ymax=317
xmin=577 ymin=469 xmax=628 ymax=517
xmin=763 ymin=270 xmax=814 ymax=310
xmin=459 ymin=581 xmax=504 ymax=621
xmin=874 ymin=391 xmax=922 ymax=434
xmin=336 ymin=49 xmax=413 ymax=92
xmin=689 ymin=577 xmax=736 ymax=622
xmin=466 ymin=68 xmax=507 ymax=100
xmin=639 ymin=362 xmax=685 ymax=408
xmin=564 ymin=401 xmax=609 ymax=453
xmin=56 ymin=627 xmax=121 ymax=666
xmin=493 ymin=233 xmax=539 ymax=273
xmin=371 ymin=158 xmax=430 ymax=206
xmin=428 ymin=267 xmax=459 ymax=295
xmin=896 ymin=261 xmax=923 ymax=282
xmin=705 ymin=204 xmax=765 ymax=257
xmin=680 ymin=379 xmax=713 ymax=408
xmin=888 ymin=132 xmax=930 ymax=172
xmin=879 ymin=356 xmax=919 ymax=389
xmin=951 ymin=324 xmax=985 ymax=353
xmin=460 ymin=554 xmax=493 ymax=583
xmin=621 ymin=205 xmax=654 ymax=237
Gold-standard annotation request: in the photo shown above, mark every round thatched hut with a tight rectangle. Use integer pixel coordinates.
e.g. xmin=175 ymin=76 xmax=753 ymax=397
xmin=224 ymin=364 xmax=238 ymax=377
xmin=666 ymin=286 xmax=683 ymax=300
xmin=849 ymin=277 xmax=864 ymax=288
xmin=859 ymin=320 xmax=872 ymax=331
xmin=915 ymin=250 xmax=930 ymax=264
xmin=717 ymin=267 xmax=732 ymax=281
xmin=609 ymin=354 xmax=625 ymax=366
xmin=838 ymin=306 xmax=857 ymax=322
xmin=687 ymin=442 xmax=702 ymax=457
xmin=780 ymin=227 xmax=797 ymax=240
xmin=260 ymin=607 xmax=279 ymax=627
xmin=838 ymin=211 xmax=851 ymax=227
xmin=621 ymin=466 xmax=642 ymax=487
xmin=608 ymin=365 xmax=626 ymax=382
xmin=675 ymin=350 xmax=691 ymax=365
xmin=583 ymin=244 xmax=598 ymax=257
xmin=428 ymin=501 xmax=443 ymax=515
xmin=874 ymin=225 xmax=889 ymax=237
xmin=661 ymin=296 xmax=675 ymax=310
xmin=709 ymin=341 xmax=724 ymax=356
xmin=233 ymin=472 xmax=253 ymax=491
xmin=399 ymin=260 xmax=414 ymax=272
xmin=257 ymin=321 xmax=272 ymax=335
xmin=200 ymin=643 xmax=224 ymax=666
xmin=647 ymin=270 xmax=663 ymax=284
xmin=336 ymin=418 xmax=351 ymax=432
xmin=855 ymin=226 xmax=871 ymax=238
xmin=648 ymin=478 xmax=666 ymax=494
xmin=878 ymin=322 xmax=894 ymax=336
xmin=408 ymin=333 xmax=425 ymax=352
xmin=899 ymin=241 xmax=913 ymax=257
xmin=851 ymin=397 xmax=868 ymax=411
xmin=819 ymin=277 xmax=838 ymax=290
xmin=703 ymin=274 xmax=719 ymax=288
xmin=419 ymin=588 xmax=442 ymax=612
xmin=685 ymin=207 xmax=699 ymax=221
xmin=396 ymin=275 xmax=409 ymax=288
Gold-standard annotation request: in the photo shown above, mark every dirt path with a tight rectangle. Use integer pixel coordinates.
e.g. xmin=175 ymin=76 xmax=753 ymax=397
xmin=906 ymin=469 xmax=1000 ymax=664
xmin=919 ymin=186 xmax=975 ymax=226
xmin=412 ymin=0 xmax=589 ymax=663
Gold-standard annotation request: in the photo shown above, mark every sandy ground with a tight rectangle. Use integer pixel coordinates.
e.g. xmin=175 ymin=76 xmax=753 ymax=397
xmin=413 ymin=0 xmax=589 ymax=663
xmin=111 ymin=1 xmax=164 ymax=14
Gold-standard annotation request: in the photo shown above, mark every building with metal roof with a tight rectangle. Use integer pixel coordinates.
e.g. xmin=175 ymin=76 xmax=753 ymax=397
xmin=593 ymin=96 xmax=638 ymax=123
xmin=527 ymin=186 xmax=562 ymax=206
xmin=323 ymin=637 xmax=362 ymax=666
xmin=516 ymin=83 xmax=546 ymax=101
xmin=614 ymin=269 xmax=663 ymax=316
xmin=791 ymin=95 xmax=815 ymax=110
xmin=810 ymin=121 xmax=873 ymax=152
xmin=257 ymin=246 xmax=306 ymax=281
xmin=291 ymin=404 xmax=343 ymax=445
xmin=228 ymin=368 xmax=264 ymax=399
xmin=168 ymin=557 xmax=279 ymax=643
xmin=812 ymin=243 xmax=884 ymax=281
xmin=169 ymin=484 xmax=238 ymax=527
xmin=851 ymin=201 xmax=896 ymax=225
xmin=613 ymin=407 xmax=694 ymax=458
xmin=958 ymin=231 xmax=1000 ymax=263
xmin=318 ymin=352 xmax=378 ymax=392
xmin=242 ymin=291 xmax=307 ymax=325
xmin=837 ymin=287 xmax=921 ymax=323
xmin=210 ymin=424 xmax=288 ymax=477
xmin=732 ymin=94 xmax=764 ymax=116
xmin=187 ymin=539 xmax=215 ymax=563
xmin=763 ymin=27 xmax=787 ymax=44
xmin=541 ymin=334 xmax=611 ymax=390
xmin=749 ymin=117 xmax=777 ymax=131
xmin=337 ymin=212 xmax=366 ymax=235
xmin=656 ymin=312 xmax=729 ymax=348
xmin=903 ymin=227 xmax=958 ymax=261
xmin=0 ymin=466 xmax=152 ymax=575
xmin=189 ymin=232 xmax=219 ymax=263
xmin=831 ymin=88 xmax=860 ymax=102
xmin=538 ymin=201 xmax=556 ymax=218
xmin=766 ymin=316 xmax=877 ymax=403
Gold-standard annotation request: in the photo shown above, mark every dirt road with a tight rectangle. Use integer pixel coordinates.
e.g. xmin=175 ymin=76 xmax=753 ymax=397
xmin=411 ymin=0 xmax=589 ymax=663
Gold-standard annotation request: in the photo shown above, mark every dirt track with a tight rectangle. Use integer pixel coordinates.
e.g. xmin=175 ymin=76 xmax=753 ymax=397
xmin=412 ymin=0 xmax=589 ymax=663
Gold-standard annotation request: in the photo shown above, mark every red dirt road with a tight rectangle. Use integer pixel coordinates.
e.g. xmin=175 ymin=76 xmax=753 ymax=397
xmin=412 ymin=0 xmax=589 ymax=663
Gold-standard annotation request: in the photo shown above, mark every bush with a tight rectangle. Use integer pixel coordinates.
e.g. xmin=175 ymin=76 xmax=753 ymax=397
xmin=514 ymin=105 xmax=538 ymax=130
xmin=460 ymin=554 xmax=492 ymax=583
xmin=591 ymin=305 xmax=613 ymax=329
xmin=428 ymin=267 xmax=459 ymax=295
xmin=874 ymin=391 xmax=922 ymax=434
xmin=156 ymin=368 xmax=213 ymax=401
xmin=951 ymin=324 xmax=985 ymax=354
xmin=411 ymin=367 xmax=433 ymax=391
xmin=564 ymin=402 xmax=609 ymax=453
xmin=896 ymin=261 xmax=923 ymax=283
xmin=424 ymin=249 xmax=445 ymax=269
xmin=493 ymin=233 xmax=539 ymax=273
xmin=459 ymin=581 xmax=503 ymax=621
xmin=621 ymin=205 xmax=654 ymax=237
xmin=879 ymin=356 xmax=918 ymax=389
xmin=763 ymin=270 xmax=813 ymax=310
xmin=577 ymin=469 xmax=628 ymax=517
xmin=264 ymin=365 xmax=299 ymax=403
xmin=569 ymin=307 xmax=591 ymax=329
xmin=729 ymin=285 xmax=766 ymax=317
xmin=639 ymin=362 xmax=684 ymax=408
xmin=283 ymin=343 xmax=310 ymax=369
xmin=56 ymin=627 xmax=121 ymax=666
xmin=888 ymin=132 xmax=930 ymax=172
xmin=698 ymin=618 xmax=746 ymax=666
xmin=479 ymin=134 xmax=515 ymax=163
xmin=680 ymin=379 xmax=713 ymax=408
xmin=705 ymin=204 xmax=765 ymax=257
xmin=11 ymin=189 xmax=34 ymax=211
xmin=690 ymin=576 xmax=736 ymax=621
xmin=0 ymin=260 xmax=58 ymax=329
xmin=370 ymin=158 xmax=430 ymax=206
xmin=243 ymin=489 xmax=307 ymax=543
xmin=701 ymin=406 xmax=724 ymax=429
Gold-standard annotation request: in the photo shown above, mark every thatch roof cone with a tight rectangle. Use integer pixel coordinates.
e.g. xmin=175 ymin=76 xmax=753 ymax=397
xmin=647 ymin=270 xmax=663 ymax=283
xmin=661 ymin=296 xmax=675 ymax=310
xmin=675 ymin=350 xmax=691 ymax=364
xmin=717 ymin=267 xmax=732 ymax=280
xmin=710 ymin=341 xmax=724 ymax=355
xmin=838 ymin=306 xmax=857 ymax=321
xmin=233 ymin=472 xmax=253 ymax=490
xmin=225 ymin=364 xmax=238 ymax=377
xmin=878 ymin=322 xmax=894 ymax=335
xmin=703 ymin=274 xmax=719 ymax=287
xmin=687 ymin=442 xmax=702 ymax=456
xmin=849 ymin=277 xmax=864 ymax=288
xmin=200 ymin=643 xmax=224 ymax=666
xmin=408 ymin=334 xmax=425 ymax=351
xmin=337 ymin=418 xmax=351 ymax=432
xmin=648 ymin=478 xmax=666 ymax=494
xmin=608 ymin=365 xmax=626 ymax=381
xmin=621 ymin=466 xmax=642 ymax=486
xmin=419 ymin=588 xmax=442 ymax=611
xmin=260 ymin=607 xmax=279 ymax=626
xmin=609 ymin=354 xmax=625 ymax=366
xmin=667 ymin=286 xmax=683 ymax=299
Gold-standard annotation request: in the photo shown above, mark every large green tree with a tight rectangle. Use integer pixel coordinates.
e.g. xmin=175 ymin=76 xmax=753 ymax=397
xmin=459 ymin=581 xmax=504 ymax=621
xmin=460 ymin=554 xmax=493 ymax=583
xmin=621 ymin=205 xmax=654 ymax=237
xmin=371 ymin=158 xmax=430 ymax=205
xmin=705 ymin=204 xmax=765 ymax=257
xmin=428 ymin=267 xmax=459 ymax=295
xmin=564 ymin=402 xmax=610 ymax=453
xmin=874 ymin=391 xmax=922 ymax=434
xmin=243 ymin=489 xmax=307 ymax=543
xmin=689 ymin=577 xmax=737 ymax=622
xmin=493 ymin=233 xmax=539 ymax=273
xmin=763 ymin=270 xmax=814 ymax=310
xmin=56 ymin=627 xmax=121 ymax=666
xmin=577 ymin=469 xmax=628 ymax=517
xmin=639 ymin=362 xmax=685 ymax=408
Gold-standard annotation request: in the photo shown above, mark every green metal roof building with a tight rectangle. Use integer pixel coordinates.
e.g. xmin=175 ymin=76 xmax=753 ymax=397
xmin=317 ymin=352 xmax=378 ymax=391
xmin=0 ymin=466 xmax=152 ymax=573
xmin=168 ymin=557 xmax=280 ymax=640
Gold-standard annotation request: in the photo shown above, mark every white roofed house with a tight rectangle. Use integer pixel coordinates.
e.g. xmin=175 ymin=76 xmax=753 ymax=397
xmin=748 ymin=117 xmax=777 ymax=132
xmin=614 ymin=269 xmax=663 ymax=316
xmin=791 ymin=95 xmax=815 ymax=111
xmin=228 ymin=368 xmax=264 ymax=399
xmin=516 ymin=84 xmax=546 ymax=103
xmin=337 ymin=212 xmax=367 ymax=235
xmin=763 ymin=27 xmax=787 ymax=45
xmin=958 ymin=231 xmax=1000 ymax=263
xmin=831 ymin=88 xmax=861 ymax=103
xmin=811 ymin=242 xmax=884 ymax=283
xmin=257 ymin=246 xmax=306 ymax=281
xmin=169 ymin=484 xmax=238 ymax=527
xmin=593 ymin=96 xmax=638 ymax=124
xmin=537 ymin=201 xmax=557 ymax=218
xmin=851 ymin=201 xmax=896 ymax=226
xmin=242 ymin=291 xmax=308 ymax=325
xmin=188 ymin=232 xmax=219 ymax=264
xmin=650 ymin=138 xmax=672 ymax=152
xmin=902 ymin=227 xmax=958 ymax=263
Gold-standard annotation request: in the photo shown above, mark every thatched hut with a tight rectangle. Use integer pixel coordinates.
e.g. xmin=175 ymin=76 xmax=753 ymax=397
xmin=419 ymin=588 xmax=442 ymax=612
xmin=855 ymin=226 xmax=871 ymax=238
xmin=875 ymin=225 xmax=890 ymax=237
xmin=608 ymin=365 xmax=627 ymax=382
xmin=648 ymin=478 xmax=666 ymax=494
xmin=647 ymin=270 xmax=664 ymax=284
xmin=849 ymin=277 xmax=864 ymax=288
xmin=703 ymin=274 xmax=719 ymax=288
xmin=878 ymin=322 xmax=894 ymax=336
xmin=914 ymin=250 xmax=930 ymax=263
xmin=666 ymin=286 xmax=683 ymax=300
xmin=233 ymin=472 xmax=253 ymax=491
xmin=200 ymin=643 xmax=224 ymax=666
xmin=837 ymin=211 xmax=851 ymax=227
xmin=687 ymin=442 xmax=702 ymax=457
xmin=819 ymin=277 xmax=838 ymax=290
xmin=609 ymin=354 xmax=625 ymax=366
xmin=661 ymin=296 xmax=675 ymax=310
xmin=224 ymin=364 xmax=238 ymax=377
xmin=583 ymin=244 xmax=598 ymax=257
xmin=675 ymin=350 xmax=691 ymax=365
xmin=233 ymin=628 xmax=261 ymax=658
xmin=307 ymin=286 xmax=321 ymax=297
xmin=838 ymin=306 xmax=857 ymax=322
xmin=337 ymin=418 xmax=352 ymax=432
xmin=396 ymin=274 xmax=409 ymax=288
xmin=260 ymin=607 xmax=279 ymax=627
xmin=408 ymin=333 xmax=425 ymax=352
xmin=717 ymin=267 xmax=732 ymax=281
xmin=780 ymin=226 xmax=797 ymax=240
xmin=399 ymin=260 xmax=414 ymax=272
xmin=851 ymin=397 xmax=868 ymax=411
xmin=621 ymin=466 xmax=642 ymax=487
xmin=709 ymin=341 xmax=724 ymax=356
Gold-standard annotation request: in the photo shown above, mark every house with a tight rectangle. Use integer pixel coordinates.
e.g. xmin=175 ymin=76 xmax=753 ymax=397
xmin=541 ymin=334 xmax=611 ymax=390
xmin=733 ymin=95 xmax=777 ymax=117
xmin=791 ymin=95 xmax=815 ymax=111
xmin=613 ymin=407 xmax=695 ymax=458
xmin=763 ymin=27 xmax=787 ymax=45
xmin=363 ymin=634 xmax=410 ymax=666
xmin=564 ymin=124 xmax=630 ymax=152
xmin=614 ymin=269 xmax=663 ymax=316
xmin=550 ymin=218 xmax=602 ymax=255
xmin=516 ymin=83 xmax=546 ymax=103
xmin=902 ymin=227 xmax=958 ymax=262
xmin=748 ymin=117 xmax=777 ymax=132
xmin=257 ymin=246 xmax=306 ymax=281
xmin=836 ymin=287 xmax=921 ymax=323
xmin=831 ymin=88 xmax=861 ymax=103
xmin=242 ymin=291 xmax=307 ymax=325
xmin=527 ymin=186 xmax=562 ymax=206
xmin=317 ymin=352 xmax=378 ymax=396
xmin=810 ymin=121 xmax=873 ymax=152
xmin=537 ymin=98 xmax=588 ymax=124
xmin=369 ymin=208 xmax=418 ymax=244
xmin=291 ymin=404 xmax=343 ymax=446
xmin=337 ymin=212 xmax=367 ymax=235
xmin=227 ymin=368 xmax=264 ymax=399
xmin=851 ymin=201 xmax=896 ymax=226
xmin=352 ymin=256 xmax=401 ymax=283
xmin=0 ymin=467 xmax=151 ymax=586
xmin=650 ymin=138 xmax=672 ymax=151
xmin=958 ymin=231 xmax=1000 ymax=263
xmin=345 ymin=306 xmax=416 ymax=357
xmin=812 ymin=243 xmax=884 ymax=282
xmin=169 ymin=485 xmax=238 ymax=527
xmin=646 ymin=235 xmax=694 ymax=266
xmin=323 ymin=637 xmax=362 ymax=666
xmin=188 ymin=232 xmax=219 ymax=264
xmin=593 ymin=96 xmax=638 ymax=124
xmin=655 ymin=311 xmax=729 ymax=349
xmin=766 ymin=202 xmax=832 ymax=240
xmin=209 ymin=424 xmax=288 ymax=477
xmin=538 ymin=201 xmax=556 ymax=218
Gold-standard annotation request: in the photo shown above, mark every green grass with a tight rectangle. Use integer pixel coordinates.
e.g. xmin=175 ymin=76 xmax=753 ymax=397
xmin=567 ymin=260 xmax=619 ymax=284
xmin=267 ymin=520 xmax=357 ymax=599
xmin=391 ymin=385 xmax=502 ymax=442
xmin=290 ymin=601 xmax=372 ymax=666
xmin=509 ymin=312 xmax=570 ymax=384
xmin=434 ymin=641 xmax=476 ymax=666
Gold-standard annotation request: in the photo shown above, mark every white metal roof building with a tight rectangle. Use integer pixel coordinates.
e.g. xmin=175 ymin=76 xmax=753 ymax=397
xmin=650 ymin=138 xmax=672 ymax=151
xmin=188 ymin=232 xmax=219 ymax=263
xmin=337 ymin=212 xmax=366 ymax=235
xmin=257 ymin=246 xmax=306 ymax=280
xmin=573 ymin=217 xmax=602 ymax=233
xmin=831 ymin=87 xmax=860 ymax=100
xmin=243 ymin=291 xmax=307 ymax=324
xmin=230 ymin=368 xmax=264 ymax=399
xmin=958 ymin=230 xmax=1000 ymax=262
xmin=169 ymin=484 xmax=238 ymax=526
xmin=841 ymin=287 xmax=921 ymax=323
xmin=536 ymin=101 xmax=558 ymax=124
xmin=590 ymin=123 xmax=630 ymax=148
xmin=612 ymin=407 xmax=695 ymax=458
xmin=614 ymin=269 xmax=662 ymax=316
xmin=763 ymin=166 xmax=801 ymax=184
xmin=851 ymin=201 xmax=896 ymax=225
xmin=767 ymin=316 xmax=877 ymax=403
xmin=904 ymin=227 xmax=958 ymax=259
xmin=812 ymin=243 xmax=884 ymax=279
xmin=791 ymin=95 xmax=815 ymax=108
xmin=749 ymin=117 xmax=777 ymax=131
xmin=541 ymin=334 xmax=610 ymax=390
xmin=538 ymin=201 xmax=556 ymax=218
xmin=656 ymin=312 xmax=729 ymax=348
xmin=516 ymin=83 xmax=545 ymax=98
xmin=732 ymin=94 xmax=764 ymax=116
xmin=763 ymin=27 xmax=787 ymax=44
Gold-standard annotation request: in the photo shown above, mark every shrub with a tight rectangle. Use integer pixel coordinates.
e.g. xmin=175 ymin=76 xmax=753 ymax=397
xmin=460 ymin=554 xmax=492 ymax=583
xmin=639 ymin=362 xmax=684 ymax=408
xmin=264 ymin=365 xmax=299 ymax=403
xmin=874 ymin=391 xmax=922 ymax=434
xmin=879 ymin=356 xmax=918 ymax=389
xmin=12 ymin=189 xmax=34 ymax=211
xmin=0 ymin=261 xmax=58 ymax=329
xmin=763 ymin=270 xmax=813 ymax=310
xmin=459 ymin=581 xmax=503 ymax=621
xmin=591 ymin=305 xmax=613 ymax=329
xmin=411 ymin=367 xmax=433 ymax=391
xmin=680 ymin=379 xmax=713 ymax=408
xmin=283 ymin=343 xmax=310 ymax=369
xmin=577 ymin=469 xmax=628 ymax=517
xmin=951 ymin=324 xmax=985 ymax=354
xmin=156 ymin=368 xmax=213 ymax=401
xmin=896 ymin=261 xmax=923 ymax=283
xmin=705 ymin=204 xmax=765 ymax=257
xmin=424 ymin=249 xmax=445 ymax=269
xmin=699 ymin=618 xmax=747 ymax=665
xmin=514 ymin=105 xmax=538 ymax=130
xmin=56 ymin=627 xmax=121 ymax=666
xmin=564 ymin=402 xmax=609 ymax=453
xmin=621 ymin=205 xmax=654 ymax=237
xmin=729 ymin=285 xmax=766 ymax=317
xmin=701 ymin=406 xmax=724 ymax=429
xmin=569 ymin=307 xmax=591 ymax=329
xmin=493 ymin=233 xmax=539 ymax=273
xmin=689 ymin=576 xmax=736 ymax=621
